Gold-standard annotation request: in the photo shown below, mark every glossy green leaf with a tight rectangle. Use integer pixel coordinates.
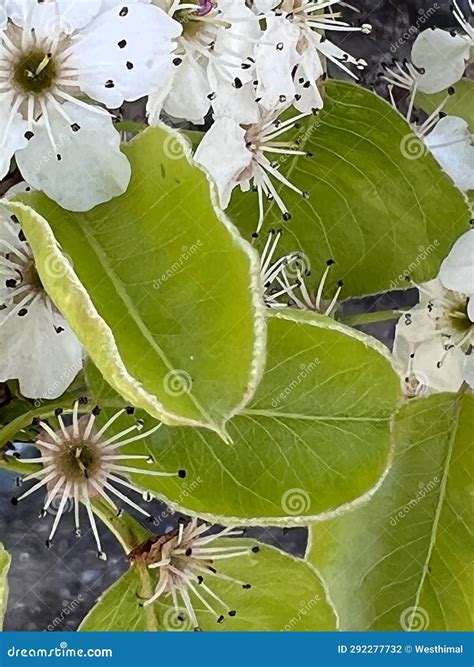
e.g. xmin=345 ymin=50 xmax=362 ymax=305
xmin=229 ymin=81 xmax=470 ymax=298
xmin=80 ymin=540 xmax=336 ymax=631
xmin=417 ymin=79 xmax=474 ymax=132
xmin=91 ymin=310 xmax=400 ymax=523
xmin=307 ymin=393 xmax=473 ymax=631
xmin=0 ymin=543 xmax=10 ymax=629
xmin=9 ymin=127 xmax=266 ymax=439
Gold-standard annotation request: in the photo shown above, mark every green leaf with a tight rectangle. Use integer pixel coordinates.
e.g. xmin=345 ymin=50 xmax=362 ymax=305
xmin=92 ymin=310 xmax=400 ymax=523
xmin=416 ymin=79 xmax=474 ymax=132
xmin=8 ymin=127 xmax=266 ymax=440
xmin=80 ymin=540 xmax=336 ymax=631
xmin=229 ymin=81 xmax=470 ymax=298
xmin=307 ymin=393 xmax=474 ymax=631
xmin=0 ymin=544 xmax=10 ymax=629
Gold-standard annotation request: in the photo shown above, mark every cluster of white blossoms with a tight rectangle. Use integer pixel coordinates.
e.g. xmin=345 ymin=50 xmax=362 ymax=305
xmin=393 ymin=230 xmax=474 ymax=397
xmin=0 ymin=0 xmax=371 ymax=215
xmin=381 ymin=0 xmax=474 ymax=192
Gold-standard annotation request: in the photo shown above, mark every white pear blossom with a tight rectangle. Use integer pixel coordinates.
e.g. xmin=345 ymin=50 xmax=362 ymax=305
xmin=147 ymin=0 xmax=261 ymax=125
xmin=255 ymin=0 xmax=371 ymax=112
xmin=195 ymin=105 xmax=313 ymax=235
xmin=384 ymin=73 xmax=473 ymax=193
xmin=382 ymin=1 xmax=472 ymax=102
xmin=393 ymin=231 xmax=474 ymax=396
xmin=410 ymin=0 xmax=473 ymax=94
xmin=136 ymin=517 xmax=257 ymax=629
xmin=0 ymin=190 xmax=83 ymax=399
xmin=0 ymin=0 xmax=181 ymax=210
xmin=260 ymin=228 xmax=343 ymax=313
xmin=10 ymin=401 xmax=186 ymax=559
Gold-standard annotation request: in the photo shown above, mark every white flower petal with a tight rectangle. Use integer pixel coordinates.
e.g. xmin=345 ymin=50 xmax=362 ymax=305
xmin=5 ymin=0 xmax=102 ymax=37
xmin=0 ymin=298 xmax=83 ymax=399
xmin=162 ymin=54 xmax=211 ymax=124
xmin=293 ymin=50 xmax=324 ymax=113
xmin=468 ymin=298 xmax=474 ymax=323
xmin=411 ymin=28 xmax=471 ymax=94
xmin=424 ymin=116 xmax=474 ymax=192
xmin=208 ymin=69 xmax=259 ymax=124
xmin=69 ymin=3 xmax=182 ymax=107
xmin=465 ymin=354 xmax=474 ymax=388
xmin=0 ymin=95 xmax=29 ymax=179
xmin=16 ymin=102 xmax=131 ymax=211
xmin=395 ymin=307 xmax=436 ymax=344
xmin=411 ymin=337 xmax=466 ymax=393
xmin=439 ymin=229 xmax=474 ymax=297
xmin=252 ymin=0 xmax=280 ymax=13
xmin=194 ymin=117 xmax=250 ymax=209
xmin=255 ymin=16 xmax=300 ymax=109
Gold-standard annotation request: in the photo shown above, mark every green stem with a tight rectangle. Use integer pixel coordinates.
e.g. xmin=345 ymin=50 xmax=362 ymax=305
xmin=340 ymin=309 xmax=400 ymax=327
xmin=136 ymin=561 xmax=159 ymax=632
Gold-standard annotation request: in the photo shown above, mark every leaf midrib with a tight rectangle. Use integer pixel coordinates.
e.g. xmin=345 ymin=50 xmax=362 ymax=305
xmin=83 ymin=224 xmax=214 ymax=428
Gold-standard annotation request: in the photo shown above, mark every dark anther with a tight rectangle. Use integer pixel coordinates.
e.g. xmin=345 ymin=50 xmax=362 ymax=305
xmin=24 ymin=131 xmax=34 ymax=141
xmin=119 ymin=7 xmax=129 ymax=16
xmin=105 ymin=80 xmax=115 ymax=88
xmin=185 ymin=547 xmax=193 ymax=556
xmin=54 ymin=408 xmax=63 ymax=416
xmin=233 ymin=77 xmax=243 ymax=89
xmin=11 ymin=498 xmax=18 ymax=506
xmin=18 ymin=308 xmax=28 ymax=317
xmin=54 ymin=326 xmax=64 ymax=334
xmin=92 ymin=405 xmax=101 ymax=416
xmin=178 ymin=469 xmax=187 ymax=479
xmin=71 ymin=123 xmax=80 ymax=132
xmin=126 ymin=61 xmax=134 ymax=70
xmin=217 ymin=615 xmax=225 ymax=623
xmin=5 ymin=279 xmax=16 ymax=288
xmin=125 ymin=406 xmax=135 ymax=414
xmin=228 ymin=610 xmax=237 ymax=617
xmin=242 ymin=583 xmax=252 ymax=589
xmin=251 ymin=546 xmax=260 ymax=553
xmin=18 ymin=229 xmax=26 ymax=242
xmin=173 ymin=57 xmax=182 ymax=66
xmin=118 ymin=39 xmax=127 ymax=48
xmin=283 ymin=212 xmax=291 ymax=221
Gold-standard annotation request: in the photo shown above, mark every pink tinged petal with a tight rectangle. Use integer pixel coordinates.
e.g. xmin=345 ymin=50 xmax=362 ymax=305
xmin=424 ymin=116 xmax=474 ymax=192
xmin=255 ymin=16 xmax=301 ymax=109
xmin=439 ymin=229 xmax=474 ymax=297
xmin=16 ymin=102 xmax=131 ymax=211
xmin=0 ymin=298 xmax=83 ymax=399
xmin=0 ymin=96 xmax=29 ymax=179
xmin=69 ymin=3 xmax=182 ymax=107
xmin=194 ymin=117 xmax=250 ymax=209
xmin=411 ymin=28 xmax=471 ymax=94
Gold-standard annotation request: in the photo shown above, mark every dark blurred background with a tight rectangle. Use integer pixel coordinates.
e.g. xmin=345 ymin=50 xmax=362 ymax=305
xmin=0 ymin=0 xmax=469 ymax=631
